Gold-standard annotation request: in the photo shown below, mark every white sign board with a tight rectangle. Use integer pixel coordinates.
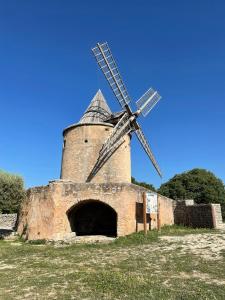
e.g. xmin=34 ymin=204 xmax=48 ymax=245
xmin=146 ymin=192 xmax=158 ymax=214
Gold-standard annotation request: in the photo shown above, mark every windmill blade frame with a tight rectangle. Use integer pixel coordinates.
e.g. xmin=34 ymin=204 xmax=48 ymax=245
xmin=135 ymin=126 xmax=162 ymax=177
xmin=91 ymin=41 xmax=163 ymax=180
xmin=99 ymin=112 xmax=131 ymax=157
xmin=86 ymin=113 xmax=135 ymax=182
xmin=136 ymin=87 xmax=162 ymax=117
xmin=92 ymin=42 xmax=132 ymax=112
xmin=86 ymin=136 xmax=125 ymax=183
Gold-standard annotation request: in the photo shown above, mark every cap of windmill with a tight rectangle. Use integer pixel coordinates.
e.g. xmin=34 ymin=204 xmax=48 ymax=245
xmin=79 ymin=89 xmax=112 ymax=124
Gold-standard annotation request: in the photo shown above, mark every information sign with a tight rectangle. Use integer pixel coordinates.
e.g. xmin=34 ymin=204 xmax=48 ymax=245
xmin=146 ymin=192 xmax=158 ymax=214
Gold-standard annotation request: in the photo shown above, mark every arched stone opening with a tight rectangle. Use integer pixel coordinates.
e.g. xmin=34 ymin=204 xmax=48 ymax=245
xmin=67 ymin=200 xmax=117 ymax=237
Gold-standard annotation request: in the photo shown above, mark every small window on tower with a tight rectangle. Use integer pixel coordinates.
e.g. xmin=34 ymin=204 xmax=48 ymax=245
xmin=105 ymin=128 xmax=109 ymax=131
xmin=85 ymin=139 xmax=88 ymax=143
xmin=63 ymin=140 xmax=66 ymax=148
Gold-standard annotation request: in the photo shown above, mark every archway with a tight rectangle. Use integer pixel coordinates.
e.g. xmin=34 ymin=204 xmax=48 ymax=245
xmin=67 ymin=200 xmax=117 ymax=237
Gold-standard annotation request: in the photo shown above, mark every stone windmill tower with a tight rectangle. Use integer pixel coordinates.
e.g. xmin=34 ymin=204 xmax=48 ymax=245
xmin=18 ymin=90 xmax=144 ymax=240
xmin=16 ymin=41 xmax=219 ymax=241
xmin=60 ymin=89 xmax=131 ymax=184
xmin=17 ymin=43 xmax=174 ymax=241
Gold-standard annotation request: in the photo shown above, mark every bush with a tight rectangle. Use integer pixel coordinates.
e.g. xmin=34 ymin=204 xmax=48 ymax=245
xmin=0 ymin=170 xmax=25 ymax=213
xmin=158 ymin=168 xmax=225 ymax=219
xmin=131 ymin=177 xmax=156 ymax=192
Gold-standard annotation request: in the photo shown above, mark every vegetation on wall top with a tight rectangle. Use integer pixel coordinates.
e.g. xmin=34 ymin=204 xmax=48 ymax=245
xmin=131 ymin=176 xmax=156 ymax=192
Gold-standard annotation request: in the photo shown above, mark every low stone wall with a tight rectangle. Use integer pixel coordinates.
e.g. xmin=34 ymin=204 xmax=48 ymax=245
xmin=0 ymin=214 xmax=17 ymax=229
xmin=211 ymin=204 xmax=224 ymax=229
xmin=173 ymin=200 xmax=223 ymax=229
xmin=158 ymin=194 xmax=175 ymax=227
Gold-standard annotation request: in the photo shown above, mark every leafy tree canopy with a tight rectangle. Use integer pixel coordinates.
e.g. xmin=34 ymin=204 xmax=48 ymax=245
xmin=0 ymin=170 xmax=25 ymax=213
xmin=131 ymin=176 xmax=156 ymax=192
xmin=158 ymin=168 xmax=225 ymax=205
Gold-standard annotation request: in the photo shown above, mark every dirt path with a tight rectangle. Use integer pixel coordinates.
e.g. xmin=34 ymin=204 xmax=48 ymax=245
xmin=159 ymin=232 xmax=225 ymax=260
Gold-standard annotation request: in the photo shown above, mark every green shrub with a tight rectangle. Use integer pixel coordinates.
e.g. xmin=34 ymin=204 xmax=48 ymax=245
xmin=27 ymin=239 xmax=47 ymax=245
xmin=0 ymin=170 xmax=25 ymax=213
xmin=131 ymin=176 xmax=156 ymax=192
xmin=158 ymin=168 xmax=225 ymax=220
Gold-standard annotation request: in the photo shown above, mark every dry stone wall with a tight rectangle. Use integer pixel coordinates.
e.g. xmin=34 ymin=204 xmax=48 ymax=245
xmin=0 ymin=214 xmax=17 ymax=229
xmin=173 ymin=200 xmax=223 ymax=229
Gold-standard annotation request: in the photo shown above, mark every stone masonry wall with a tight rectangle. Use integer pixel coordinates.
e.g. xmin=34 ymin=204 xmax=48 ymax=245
xmin=211 ymin=204 xmax=224 ymax=228
xmin=135 ymin=193 xmax=175 ymax=231
xmin=0 ymin=214 xmax=17 ymax=229
xmin=61 ymin=124 xmax=131 ymax=184
xmin=17 ymin=180 xmax=177 ymax=240
xmin=158 ymin=194 xmax=175 ymax=227
xmin=173 ymin=200 xmax=223 ymax=229
xmin=17 ymin=185 xmax=54 ymax=239
xmin=17 ymin=183 xmax=223 ymax=240
xmin=18 ymin=181 xmax=147 ymax=240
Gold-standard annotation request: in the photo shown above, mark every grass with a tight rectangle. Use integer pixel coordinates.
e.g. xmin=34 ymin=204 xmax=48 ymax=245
xmin=0 ymin=226 xmax=224 ymax=299
xmin=113 ymin=225 xmax=218 ymax=247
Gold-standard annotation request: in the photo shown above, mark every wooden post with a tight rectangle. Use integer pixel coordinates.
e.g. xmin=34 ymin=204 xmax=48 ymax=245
xmin=143 ymin=192 xmax=147 ymax=235
xmin=157 ymin=195 xmax=161 ymax=231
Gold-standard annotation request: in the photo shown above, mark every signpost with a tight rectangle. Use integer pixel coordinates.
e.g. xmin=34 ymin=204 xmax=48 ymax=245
xmin=143 ymin=192 xmax=147 ymax=235
xmin=143 ymin=191 xmax=160 ymax=234
xmin=146 ymin=192 xmax=158 ymax=214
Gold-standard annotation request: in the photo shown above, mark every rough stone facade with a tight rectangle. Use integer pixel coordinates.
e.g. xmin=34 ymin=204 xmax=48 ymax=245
xmin=173 ymin=200 xmax=223 ymax=229
xmin=0 ymin=214 xmax=17 ymax=229
xmin=18 ymin=181 xmax=173 ymax=240
xmin=17 ymin=183 xmax=223 ymax=240
xmin=61 ymin=123 xmax=131 ymax=184
xmin=158 ymin=195 xmax=175 ymax=227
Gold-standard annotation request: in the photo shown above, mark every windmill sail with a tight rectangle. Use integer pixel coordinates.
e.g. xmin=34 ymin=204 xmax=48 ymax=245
xmin=99 ymin=113 xmax=131 ymax=157
xmin=90 ymin=41 xmax=163 ymax=181
xmin=86 ymin=113 xmax=134 ymax=182
xmin=92 ymin=42 xmax=131 ymax=110
xmin=135 ymin=127 xmax=162 ymax=177
xmin=136 ymin=87 xmax=161 ymax=117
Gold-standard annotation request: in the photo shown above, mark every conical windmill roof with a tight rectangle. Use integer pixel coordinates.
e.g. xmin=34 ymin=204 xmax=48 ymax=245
xmin=79 ymin=90 xmax=112 ymax=124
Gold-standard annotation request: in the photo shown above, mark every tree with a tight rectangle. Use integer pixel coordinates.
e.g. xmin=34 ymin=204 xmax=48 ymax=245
xmin=0 ymin=170 xmax=25 ymax=214
xmin=158 ymin=168 xmax=225 ymax=211
xmin=131 ymin=176 xmax=156 ymax=192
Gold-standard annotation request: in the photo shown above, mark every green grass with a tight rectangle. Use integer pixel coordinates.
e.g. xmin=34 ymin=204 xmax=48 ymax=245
xmin=113 ymin=225 xmax=218 ymax=247
xmin=0 ymin=226 xmax=224 ymax=299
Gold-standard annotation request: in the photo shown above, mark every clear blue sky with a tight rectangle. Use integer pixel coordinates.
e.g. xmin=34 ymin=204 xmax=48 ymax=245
xmin=0 ymin=0 xmax=225 ymax=188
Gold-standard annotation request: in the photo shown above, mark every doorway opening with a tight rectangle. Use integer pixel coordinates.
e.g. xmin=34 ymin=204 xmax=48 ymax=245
xmin=67 ymin=200 xmax=117 ymax=237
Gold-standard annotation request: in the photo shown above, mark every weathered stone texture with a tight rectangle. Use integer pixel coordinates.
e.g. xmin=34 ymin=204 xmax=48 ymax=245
xmin=18 ymin=92 xmax=223 ymax=240
xmin=61 ymin=123 xmax=131 ymax=184
xmin=211 ymin=204 xmax=224 ymax=228
xmin=158 ymin=194 xmax=175 ymax=226
xmin=18 ymin=181 xmax=147 ymax=240
xmin=17 ymin=180 xmax=178 ymax=240
xmin=0 ymin=214 xmax=17 ymax=229
xmin=18 ymin=186 xmax=54 ymax=240
xmin=173 ymin=200 xmax=223 ymax=229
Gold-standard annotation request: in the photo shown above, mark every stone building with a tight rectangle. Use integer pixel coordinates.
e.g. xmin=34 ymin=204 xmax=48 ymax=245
xmin=17 ymin=91 xmax=176 ymax=240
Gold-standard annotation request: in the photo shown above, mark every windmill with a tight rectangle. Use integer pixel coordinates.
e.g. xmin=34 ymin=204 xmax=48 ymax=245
xmin=86 ymin=42 xmax=162 ymax=182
